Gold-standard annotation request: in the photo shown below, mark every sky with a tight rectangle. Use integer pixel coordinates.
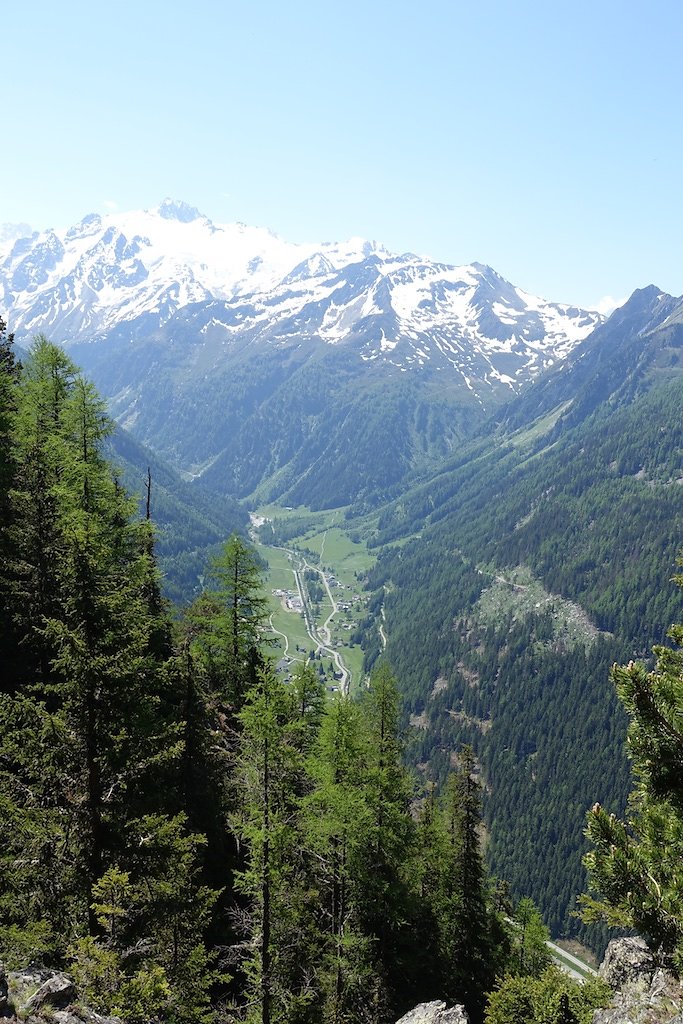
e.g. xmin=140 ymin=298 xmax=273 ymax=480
xmin=3 ymin=0 xmax=683 ymax=312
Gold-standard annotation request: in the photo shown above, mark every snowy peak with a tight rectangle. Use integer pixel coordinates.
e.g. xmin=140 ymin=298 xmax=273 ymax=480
xmin=156 ymin=198 xmax=203 ymax=223
xmin=281 ymin=252 xmax=336 ymax=285
xmin=1 ymin=202 xmax=385 ymax=342
xmin=1 ymin=201 xmax=603 ymax=397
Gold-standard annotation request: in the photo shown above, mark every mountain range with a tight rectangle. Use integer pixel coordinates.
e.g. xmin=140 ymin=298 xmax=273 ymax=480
xmin=1 ymin=199 xmax=604 ymax=507
xmin=365 ymin=282 xmax=683 ymax=950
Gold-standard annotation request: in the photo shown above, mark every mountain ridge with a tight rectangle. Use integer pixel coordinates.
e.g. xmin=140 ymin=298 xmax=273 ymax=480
xmin=2 ymin=200 xmax=602 ymax=387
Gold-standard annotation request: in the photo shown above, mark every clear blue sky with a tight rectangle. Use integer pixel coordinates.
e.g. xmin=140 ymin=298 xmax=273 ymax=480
xmin=3 ymin=0 xmax=682 ymax=311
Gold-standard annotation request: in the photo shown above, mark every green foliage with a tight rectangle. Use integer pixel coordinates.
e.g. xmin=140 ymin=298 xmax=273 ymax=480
xmin=0 ymin=338 xmax=220 ymax=1021
xmin=366 ymin=377 xmax=683 ymax=948
xmin=199 ymin=533 xmax=270 ymax=706
xmin=582 ymin=597 xmax=683 ymax=967
xmin=113 ymin=966 xmax=172 ymax=1024
xmin=511 ymin=898 xmax=552 ymax=978
xmin=485 ymin=968 xmax=611 ymax=1024
xmin=412 ymin=748 xmax=509 ymax=1021
xmin=1 ymin=332 xmax=583 ymax=1023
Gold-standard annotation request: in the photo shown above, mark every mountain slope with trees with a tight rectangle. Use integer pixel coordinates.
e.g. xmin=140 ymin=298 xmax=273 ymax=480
xmin=364 ymin=288 xmax=683 ymax=951
xmin=3 ymin=330 xmax=589 ymax=1023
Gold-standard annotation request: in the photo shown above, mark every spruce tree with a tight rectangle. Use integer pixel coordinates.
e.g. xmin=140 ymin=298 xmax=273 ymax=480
xmin=582 ymin=601 xmax=683 ymax=966
xmin=440 ymin=747 xmax=499 ymax=1020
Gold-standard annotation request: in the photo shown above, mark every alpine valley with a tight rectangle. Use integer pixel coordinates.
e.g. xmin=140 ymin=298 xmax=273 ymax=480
xmin=4 ymin=198 xmax=683 ymax=969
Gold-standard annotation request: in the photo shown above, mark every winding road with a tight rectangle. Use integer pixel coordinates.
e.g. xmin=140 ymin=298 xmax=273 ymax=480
xmin=275 ymin=543 xmax=350 ymax=694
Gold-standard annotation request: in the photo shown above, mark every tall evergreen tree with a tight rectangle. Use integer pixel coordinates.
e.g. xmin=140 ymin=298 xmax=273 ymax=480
xmin=358 ymin=662 xmax=416 ymax=1020
xmin=203 ymin=534 xmax=269 ymax=708
xmin=0 ymin=316 xmax=21 ymax=693
xmin=304 ymin=696 xmax=376 ymax=1024
xmin=232 ymin=662 xmax=316 ymax=1024
xmin=0 ymin=341 xmax=218 ymax=1024
xmin=582 ymin=595 xmax=683 ymax=967
xmin=440 ymin=747 xmax=500 ymax=1021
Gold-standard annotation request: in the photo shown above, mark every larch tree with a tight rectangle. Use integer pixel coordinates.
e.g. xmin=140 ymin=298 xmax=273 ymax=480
xmin=232 ymin=661 xmax=316 ymax=1024
xmin=303 ymin=696 xmax=375 ymax=1024
xmin=205 ymin=534 xmax=270 ymax=709
xmin=358 ymin=662 xmax=416 ymax=1021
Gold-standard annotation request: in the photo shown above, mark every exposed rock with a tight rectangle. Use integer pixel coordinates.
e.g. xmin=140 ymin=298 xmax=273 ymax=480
xmin=23 ymin=973 xmax=76 ymax=1012
xmin=599 ymin=937 xmax=657 ymax=989
xmin=593 ymin=938 xmax=683 ymax=1023
xmin=3 ymin=966 xmax=119 ymax=1024
xmin=396 ymin=1000 xmax=469 ymax=1024
xmin=53 ymin=1011 xmax=121 ymax=1024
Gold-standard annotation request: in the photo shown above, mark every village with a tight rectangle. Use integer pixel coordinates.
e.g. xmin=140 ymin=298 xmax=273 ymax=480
xmin=250 ymin=508 xmax=376 ymax=695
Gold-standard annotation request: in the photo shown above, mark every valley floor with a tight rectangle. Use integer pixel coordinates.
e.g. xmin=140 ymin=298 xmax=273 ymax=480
xmin=250 ymin=504 xmax=378 ymax=693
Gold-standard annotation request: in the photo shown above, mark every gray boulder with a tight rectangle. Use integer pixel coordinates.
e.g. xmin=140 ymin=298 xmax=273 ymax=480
xmin=593 ymin=938 xmax=683 ymax=1024
xmin=53 ymin=1012 xmax=121 ymax=1024
xmin=23 ymin=973 xmax=77 ymax=1012
xmin=0 ymin=964 xmax=8 ymax=1016
xmin=396 ymin=1000 xmax=469 ymax=1024
xmin=599 ymin=937 xmax=657 ymax=990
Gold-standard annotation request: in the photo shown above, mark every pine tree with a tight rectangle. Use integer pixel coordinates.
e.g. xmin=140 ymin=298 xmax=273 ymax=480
xmin=440 ymin=747 xmax=499 ymax=1020
xmin=582 ymin=601 xmax=683 ymax=966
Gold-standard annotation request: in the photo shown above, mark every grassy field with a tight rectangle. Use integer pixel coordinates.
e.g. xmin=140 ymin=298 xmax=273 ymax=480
xmin=305 ymin=527 xmax=375 ymax=576
xmin=253 ymin=504 xmax=377 ymax=691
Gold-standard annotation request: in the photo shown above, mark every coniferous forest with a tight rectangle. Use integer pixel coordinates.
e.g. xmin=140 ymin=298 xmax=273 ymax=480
xmin=0 ymin=330 xmax=595 ymax=1022
xmin=3 ymin=326 xmax=683 ymax=1024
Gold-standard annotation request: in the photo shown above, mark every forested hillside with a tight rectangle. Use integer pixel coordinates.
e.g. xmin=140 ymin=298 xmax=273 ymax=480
xmin=0 ymin=329 xmax=616 ymax=1024
xmin=70 ymin=323 xmax=483 ymax=511
xmin=366 ymin=313 xmax=683 ymax=950
xmin=109 ymin=429 xmax=248 ymax=604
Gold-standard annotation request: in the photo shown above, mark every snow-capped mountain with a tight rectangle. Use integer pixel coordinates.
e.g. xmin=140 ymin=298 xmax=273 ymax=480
xmin=187 ymin=254 xmax=600 ymax=391
xmin=0 ymin=199 xmax=383 ymax=343
xmin=1 ymin=199 xmax=601 ymax=392
xmin=1 ymin=200 xmax=609 ymax=507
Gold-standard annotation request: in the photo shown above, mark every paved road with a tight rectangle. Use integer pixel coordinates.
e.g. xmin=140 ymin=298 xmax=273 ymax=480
xmin=546 ymin=939 xmax=598 ymax=982
xmin=276 ymin=545 xmax=350 ymax=694
xmin=379 ymin=607 xmax=387 ymax=649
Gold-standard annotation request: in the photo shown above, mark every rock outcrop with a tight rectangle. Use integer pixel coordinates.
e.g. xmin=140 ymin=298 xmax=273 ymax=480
xmin=593 ymin=938 xmax=683 ymax=1024
xmin=396 ymin=1000 xmax=469 ymax=1024
xmin=0 ymin=964 xmax=119 ymax=1024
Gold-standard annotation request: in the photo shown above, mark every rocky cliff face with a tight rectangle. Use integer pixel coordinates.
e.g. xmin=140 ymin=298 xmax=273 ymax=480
xmin=592 ymin=937 xmax=683 ymax=1024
